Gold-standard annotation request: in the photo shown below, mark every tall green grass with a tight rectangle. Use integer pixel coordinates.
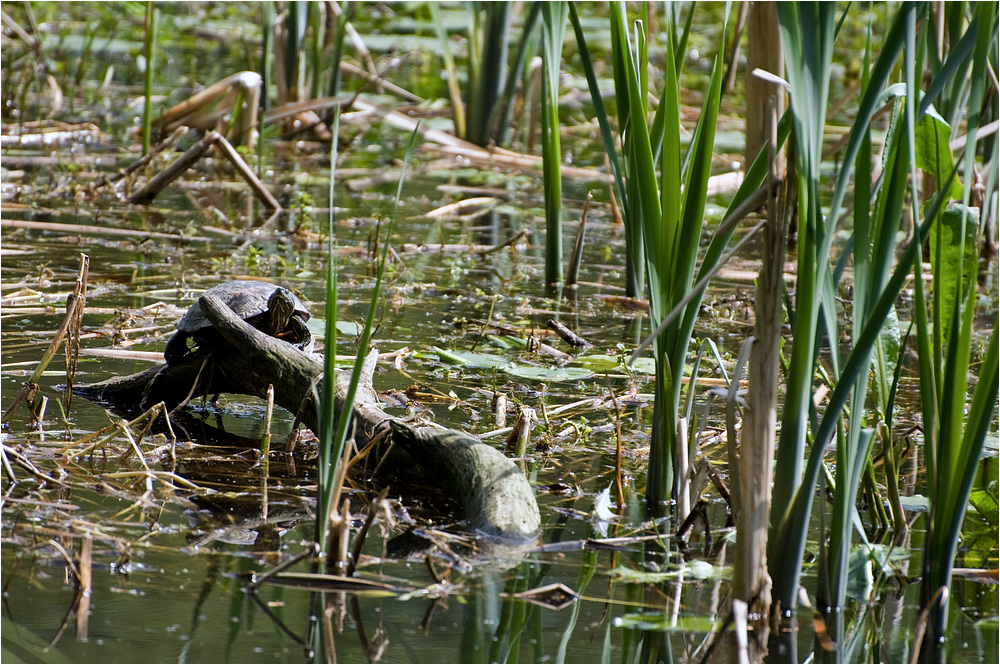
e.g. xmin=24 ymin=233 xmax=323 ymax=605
xmin=540 ymin=2 xmax=568 ymax=286
xmin=141 ymin=2 xmax=158 ymax=156
xmin=315 ymin=120 xmax=421 ymax=555
xmin=761 ymin=4 xmax=998 ymax=659
xmin=465 ymin=2 xmax=511 ymax=147
xmin=573 ymin=2 xmax=792 ymax=518
xmin=916 ymin=3 xmax=998 ymax=653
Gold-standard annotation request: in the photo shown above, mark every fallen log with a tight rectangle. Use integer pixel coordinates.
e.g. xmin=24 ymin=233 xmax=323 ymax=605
xmin=74 ymin=293 xmax=540 ymax=542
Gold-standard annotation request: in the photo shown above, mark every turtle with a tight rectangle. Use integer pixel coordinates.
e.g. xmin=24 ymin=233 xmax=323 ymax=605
xmin=163 ymin=280 xmax=313 ymax=364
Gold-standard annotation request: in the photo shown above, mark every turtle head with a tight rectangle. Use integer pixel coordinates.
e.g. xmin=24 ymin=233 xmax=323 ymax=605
xmin=267 ymin=287 xmax=296 ymax=335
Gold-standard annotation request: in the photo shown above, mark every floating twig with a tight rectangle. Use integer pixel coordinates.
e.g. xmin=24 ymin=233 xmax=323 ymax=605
xmin=545 ymin=318 xmax=592 ymax=349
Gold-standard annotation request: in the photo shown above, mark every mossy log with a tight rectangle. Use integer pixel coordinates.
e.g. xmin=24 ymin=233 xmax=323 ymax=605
xmin=74 ymin=293 xmax=540 ymax=542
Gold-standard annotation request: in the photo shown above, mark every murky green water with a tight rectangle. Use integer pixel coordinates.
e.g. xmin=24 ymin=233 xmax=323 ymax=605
xmin=2 ymin=3 xmax=996 ymax=664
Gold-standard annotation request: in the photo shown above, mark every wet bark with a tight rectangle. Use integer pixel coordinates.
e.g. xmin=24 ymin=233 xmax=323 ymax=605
xmin=74 ymin=293 xmax=540 ymax=542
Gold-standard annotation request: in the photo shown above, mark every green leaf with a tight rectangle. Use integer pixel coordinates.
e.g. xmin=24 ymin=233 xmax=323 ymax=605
xmin=915 ymin=105 xmax=963 ymax=201
xmin=573 ymin=354 xmax=656 ymax=375
xmin=929 ymin=202 xmax=980 ymax=350
xmin=430 ymin=347 xmax=511 ymax=369
xmin=504 ymin=365 xmax=593 ymax=381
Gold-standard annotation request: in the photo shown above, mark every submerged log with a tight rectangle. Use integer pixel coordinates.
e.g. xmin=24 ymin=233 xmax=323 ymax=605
xmin=74 ymin=293 xmax=540 ymax=542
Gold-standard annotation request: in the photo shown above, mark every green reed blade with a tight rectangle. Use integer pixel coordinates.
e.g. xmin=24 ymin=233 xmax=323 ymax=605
xmin=141 ymin=3 xmax=157 ymax=156
xmin=540 ymin=1 xmax=568 ymax=285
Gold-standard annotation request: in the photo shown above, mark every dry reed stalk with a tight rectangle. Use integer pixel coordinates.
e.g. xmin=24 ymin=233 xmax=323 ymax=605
xmin=76 ymin=534 xmax=93 ymax=640
xmin=607 ymin=379 xmax=626 ymax=510
xmin=125 ymin=131 xmax=218 ymax=204
xmin=155 ymin=72 xmax=261 ymax=139
xmin=211 ymin=134 xmax=282 ymax=210
xmin=1 ymin=254 xmax=88 ymax=424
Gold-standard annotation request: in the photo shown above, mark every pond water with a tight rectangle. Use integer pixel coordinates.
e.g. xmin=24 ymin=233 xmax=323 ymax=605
xmin=2 ymin=3 xmax=997 ymax=664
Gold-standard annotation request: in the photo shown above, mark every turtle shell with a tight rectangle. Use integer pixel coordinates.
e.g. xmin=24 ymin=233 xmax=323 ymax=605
xmin=175 ymin=280 xmax=310 ymax=334
xmin=163 ymin=280 xmax=312 ymax=364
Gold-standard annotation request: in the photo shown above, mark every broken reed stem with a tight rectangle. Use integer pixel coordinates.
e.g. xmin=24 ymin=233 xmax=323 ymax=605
xmin=211 ymin=133 xmax=281 ymax=209
xmin=88 ymin=126 xmax=187 ymax=192
xmin=676 ymin=416 xmax=690 ymax=519
xmin=491 ymin=391 xmax=508 ymax=428
xmin=1 ymin=254 xmax=89 ymax=425
xmin=34 ymin=396 xmax=48 ymax=429
xmin=325 ymin=425 xmax=355 ymax=574
xmin=476 ymin=228 xmax=528 ymax=257
xmin=546 ymin=318 xmax=592 ymax=348
xmin=126 ymin=130 xmax=218 ymax=204
xmin=566 ymin=192 xmax=592 ymax=288
xmin=261 ymin=384 xmax=275 ymax=456
xmin=506 ymin=406 xmax=535 ymax=457
xmin=76 ymin=533 xmax=93 ymax=640
xmin=63 ymin=254 xmax=90 ymax=413
xmin=125 ymin=130 xmax=281 ymax=210
xmin=1 ymin=445 xmax=18 ymax=483
xmin=261 ymin=385 xmax=274 ymax=520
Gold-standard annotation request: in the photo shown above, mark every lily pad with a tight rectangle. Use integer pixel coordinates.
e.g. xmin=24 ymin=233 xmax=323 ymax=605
xmin=430 ymin=347 xmax=511 ymax=369
xmin=504 ymin=365 xmax=594 ymax=381
xmin=574 ymin=353 xmax=656 ymax=375
xmin=308 ymin=318 xmax=362 ymax=337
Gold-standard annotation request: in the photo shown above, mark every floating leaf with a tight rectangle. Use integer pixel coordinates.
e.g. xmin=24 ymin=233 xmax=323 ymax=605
xmin=574 ymin=354 xmax=656 ymax=375
xmin=504 ymin=365 xmax=594 ymax=381
xmin=309 ymin=318 xmax=361 ymax=336
xmin=431 ymin=347 xmax=511 ymax=369
xmin=898 ymin=494 xmax=930 ymax=512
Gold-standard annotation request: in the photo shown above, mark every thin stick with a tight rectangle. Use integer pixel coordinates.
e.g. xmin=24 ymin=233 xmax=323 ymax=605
xmin=0 ymin=219 xmax=213 ymax=243
xmin=261 ymin=384 xmax=275 ymax=456
xmin=546 ymin=318 xmax=592 ymax=348
xmin=347 ymin=487 xmax=390 ymax=577
xmin=76 ymin=534 xmax=93 ymax=640
xmin=212 ymin=133 xmax=282 ymax=210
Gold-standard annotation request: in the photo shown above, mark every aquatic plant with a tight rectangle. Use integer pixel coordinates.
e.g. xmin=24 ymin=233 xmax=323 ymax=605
xmin=762 ymin=3 xmax=998 ymax=659
xmin=540 ymin=2 xmax=568 ymax=286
